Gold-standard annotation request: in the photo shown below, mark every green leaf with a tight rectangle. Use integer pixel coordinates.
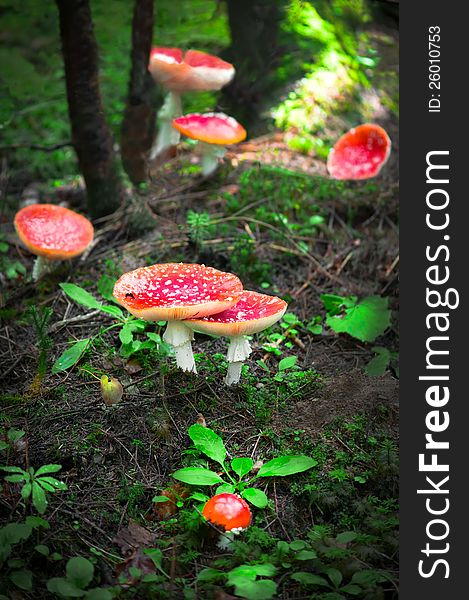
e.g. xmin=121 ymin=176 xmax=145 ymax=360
xmin=231 ymin=457 xmax=254 ymax=479
xmin=152 ymin=495 xmax=170 ymax=503
xmin=228 ymin=564 xmax=277 ymax=583
xmin=85 ymin=589 xmax=113 ymax=600
xmin=10 ymin=569 xmax=33 ymax=591
xmin=325 ymin=567 xmax=343 ymax=588
xmin=188 ymin=424 xmax=226 ymax=465
xmin=1 ymin=466 xmax=26 ymax=474
xmin=97 ymin=274 xmax=117 ymax=303
xmin=295 ymin=550 xmax=317 ymax=560
xmin=38 ymin=476 xmax=68 ymax=491
xmin=35 ymin=544 xmax=50 ymax=556
xmin=341 ymin=584 xmax=363 ymax=595
xmin=278 ymin=356 xmax=297 ymax=371
xmin=215 ymin=483 xmax=236 ymax=495
xmin=99 ymin=305 xmax=124 ymax=319
xmin=257 ymin=455 xmax=317 ymax=477
xmin=321 ymin=294 xmax=356 ymax=316
xmin=8 ymin=429 xmax=25 ymax=442
xmin=32 ymin=482 xmax=47 ymax=514
xmin=25 ymin=516 xmax=50 ymax=529
xmin=66 ymin=556 xmax=94 ymax=589
xmin=52 ymin=339 xmax=91 ymax=373
xmin=242 ymin=488 xmax=268 ymax=508
xmin=197 ymin=568 xmax=225 ymax=583
xmin=21 ymin=483 xmax=32 ymax=500
xmin=232 ymin=579 xmax=277 ymax=600
xmin=335 ymin=531 xmax=357 ymax=544
xmin=60 ymin=283 xmax=102 ymax=310
xmin=325 ymin=296 xmax=391 ymax=343
xmin=0 ymin=522 xmax=32 ymax=545
xmin=4 ymin=474 xmax=25 ymax=483
xmin=35 ymin=464 xmax=63 ymax=477
xmin=289 ymin=540 xmax=306 ymax=551
xmin=351 ymin=569 xmax=387 ymax=586
xmin=189 ymin=492 xmax=210 ymax=502
xmin=119 ymin=323 xmax=134 ymax=345
xmin=47 ymin=577 xmax=85 ymax=597
xmin=172 ymin=467 xmax=224 ymax=486
xmin=291 ymin=572 xmax=329 ymax=587
xmin=364 ymin=346 xmax=391 ymax=376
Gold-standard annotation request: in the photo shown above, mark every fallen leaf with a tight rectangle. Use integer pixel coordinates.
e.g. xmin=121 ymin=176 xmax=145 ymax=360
xmin=113 ymin=519 xmax=156 ymax=555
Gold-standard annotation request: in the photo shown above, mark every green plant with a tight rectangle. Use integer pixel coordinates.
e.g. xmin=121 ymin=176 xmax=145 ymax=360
xmin=0 ymin=427 xmax=25 ymax=453
xmin=321 ymin=293 xmax=391 ymax=342
xmin=0 ymin=235 xmax=26 ymax=280
xmin=165 ymin=424 xmax=317 ymax=510
xmin=0 ymin=515 xmax=50 ymax=594
xmin=365 ymin=345 xmax=399 ymax=377
xmin=47 ymin=556 xmax=113 ymax=599
xmin=1 ymin=463 xmax=67 ymax=514
xmin=52 ymin=282 xmax=172 ymax=373
xmin=186 ymin=210 xmax=214 ymax=247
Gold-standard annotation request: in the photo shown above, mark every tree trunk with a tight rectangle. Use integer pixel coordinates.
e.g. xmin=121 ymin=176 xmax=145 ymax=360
xmin=56 ymin=0 xmax=123 ymax=218
xmin=220 ymin=0 xmax=284 ymax=128
xmin=121 ymin=0 xmax=156 ymax=185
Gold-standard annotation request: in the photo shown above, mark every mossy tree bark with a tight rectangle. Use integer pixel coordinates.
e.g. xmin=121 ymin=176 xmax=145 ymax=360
xmin=56 ymin=0 xmax=123 ymax=218
xmin=121 ymin=0 xmax=157 ymax=185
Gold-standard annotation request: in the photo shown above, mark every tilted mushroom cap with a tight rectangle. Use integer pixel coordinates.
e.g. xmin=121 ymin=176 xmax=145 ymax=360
xmin=327 ymin=123 xmax=391 ymax=180
xmin=172 ymin=113 xmax=247 ymax=145
xmin=148 ymin=47 xmax=234 ymax=93
xmin=14 ymin=203 xmax=94 ymax=260
xmin=187 ymin=290 xmax=287 ymax=336
xmin=113 ymin=263 xmax=243 ymax=321
xmin=202 ymin=493 xmax=252 ymax=531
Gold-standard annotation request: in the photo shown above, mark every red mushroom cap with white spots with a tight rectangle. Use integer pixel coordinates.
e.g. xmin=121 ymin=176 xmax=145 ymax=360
xmin=186 ymin=290 xmax=287 ymax=336
xmin=113 ymin=263 xmax=243 ymax=321
xmin=327 ymin=124 xmax=391 ymax=180
xmin=148 ymin=47 xmax=234 ymax=93
xmin=202 ymin=493 xmax=252 ymax=531
xmin=172 ymin=113 xmax=247 ymax=145
xmin=14 ymin=204 xmax=94 ymax=260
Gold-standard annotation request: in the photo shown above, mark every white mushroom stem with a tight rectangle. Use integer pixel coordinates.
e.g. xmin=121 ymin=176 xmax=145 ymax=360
xmin=163 ymin=321 xmax=197 ymax=373
xmin=198 ymin=142 xmax=226 ymax=176
xmin=149 ymin=91 xmax=183 ymax=159
xmin=225 ymin=336 xmax=252 ymax=386
xmin=32 ymin=256 xmax=56 ymax=281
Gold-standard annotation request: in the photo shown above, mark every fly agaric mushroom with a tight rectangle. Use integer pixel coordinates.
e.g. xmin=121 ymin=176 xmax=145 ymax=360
xmin=113 ymin=263 xmax=243 ymax=373
xmin=14 ymin=203 xmax=94 ymax=281
xmin=203 ymin=493 xmax=251 ymax=532
xmin=186 ymin=290 xmax=287 ymax=385
xmin=172 ymin=112 xmax=246 ymax=176
xmin=148 ymin=48 xmax=235 ymax=158
xmin=327 ymin=123 xmax=391 ymax=180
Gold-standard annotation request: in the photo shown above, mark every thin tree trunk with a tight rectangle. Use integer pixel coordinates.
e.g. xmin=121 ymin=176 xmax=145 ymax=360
xmin=121 ymin=0 xmax=156 ymax=185
xmin=56 ymin=0 xmax=123 ymax=218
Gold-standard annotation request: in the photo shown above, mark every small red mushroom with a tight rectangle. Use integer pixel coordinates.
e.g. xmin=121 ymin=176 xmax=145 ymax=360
xmin=148 ymin=48 xmax=235 ymax=157
xmin=327 ymin=123 xmax=391 ymax=180
xmin=202 ymin=493 xmax=252 ymax=532
xmin=172 ymin=112 xmax=247 ymax=176
xmin=14 ymin=203 xmax=94 ymax=281
xmin=113 ymin=263 xmax=243 ymax=373
xmin=186 ymin=290 xmax=287 ymax=385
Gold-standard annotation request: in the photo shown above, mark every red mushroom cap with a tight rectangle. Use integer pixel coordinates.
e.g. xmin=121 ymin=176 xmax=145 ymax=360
xmin=202 ymin=493 xmax=252 ymax=531
xmin=186 ymin=290 xmax=287 ymax=336
xmin=148 ymin=47 xmax=234 ymax=93
xmin=327 ymin=123 xmax=391 ymax=180
xmin=113 ymin=263 xmax=243 ymax=321
xmin=172 ymin=113 xmax=247 ymax=145
xmin=14 ymin=203 xmax=94 ymax=260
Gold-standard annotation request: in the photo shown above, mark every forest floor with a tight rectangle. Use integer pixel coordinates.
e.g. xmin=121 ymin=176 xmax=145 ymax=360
xmin=0 ymin=15 xmax=399 ymax=600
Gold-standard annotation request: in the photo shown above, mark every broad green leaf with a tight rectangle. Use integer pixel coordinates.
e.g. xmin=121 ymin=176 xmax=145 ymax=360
xmin=0 ymin=523 xmax=32 ymax=544
xmin=99 ymin=305 xmax=124 ymax=319
xmin=188 ymin=424 xmax=226 ymax=465
xmin=365 ymin=346 xmax=391 ymax=376
xmin=35 ymin=544 xmax=50 ymax=556
xmin=325 ymin=296 xmax=391 ymax=343
xmin=325 ymin=567 xmax=343 ymax=588
xmin=172 ymin=467 xmax=224 ymax=486
xmin=232 ymin=457 xmax=254 ymax=479
xmin=197 ymin=568 xmax=225 ymax=583
xmin=295 ymin=549 xmax=317 ymax=560
xmin=35 ymin=464 xmax=62 ymax=477
xmin=60 ymin=283 xmax=102 ymax=310
xmin=143 ymin=548 xmax=164 ymax=571
xmin=351 ymin=569 xmax=387 ymax=586
xmin=38 ymin=476 xmax=68 ymax=492
xmin=85 ymin=589 xmax=113 ymax=600
xmin=291 ymin=572 xmax=329 ymax=587
xmin=32 ymin=483 xmax=47 ymax=514
xmin=257 ymin=455 xmax=317 ymax=477
xmin=1 ymin=466 xmax=26 ymax=474
xmin=10 ymin=569 xmax=33 ymax=591
xmin=321 ymin=294 xmax=356 ymax=316
xmin=119 ymin=323 xmax=134 ymax=345
xmin=152 ymin=495 xmax=170 ymax=503
xmin=278 ymin=356 xmax=297 ymax=371
xmin=66 ymin=556 xmax=94 ymax=589
xmin=341 ymin=584 xmax=363 ymax=595
xmin=189 ymin=492 xmax=210 ymax=502
xmin=21 ymin=483 xmax=32 ymax=500
xmin=336 ymin=531 xmax=357 ymax=544
xmin=4 ymin=474 xmax=25 ymax=483
xmin=47 ymin=578 xmax=85 ymax=597
xmin=8 ymin=429 xmax=25 ymax=442
xmin=242 ymin=488 xmax=268 ymax=508
xmin=97 ymin=274 xmax=117 ymax=303
xmin=25 ymin=516 xmax=50 ymax=529
xmin=52 ymin=339 xmax=91 ymax=373
xmin=232 ymin=579 xmax=277 ymax=600
xmin=289 ymin=540 xmax=306 ymax=551
xmin=228 ymin=564 xmax=276 ymax=583
xmin=215 ymin=483 xmax=235 ymax=495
